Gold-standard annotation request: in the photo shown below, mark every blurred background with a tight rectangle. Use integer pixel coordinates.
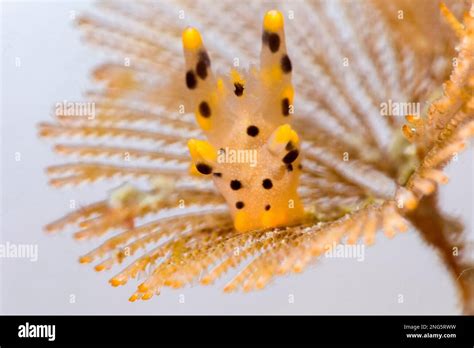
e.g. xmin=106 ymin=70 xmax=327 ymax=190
xmin=0 ymin=0 xmax=473 ymax=314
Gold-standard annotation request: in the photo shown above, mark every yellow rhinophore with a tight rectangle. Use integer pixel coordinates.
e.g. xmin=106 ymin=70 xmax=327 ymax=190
xmin=182 ymin=27 xmax=203 ymax=50
xmin=263 ymin=10 xmax=284 ymax=32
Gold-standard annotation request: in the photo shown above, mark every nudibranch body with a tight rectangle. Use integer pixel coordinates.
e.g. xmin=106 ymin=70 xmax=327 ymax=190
xmin=183 ymin=10 xmax=305 ymax=232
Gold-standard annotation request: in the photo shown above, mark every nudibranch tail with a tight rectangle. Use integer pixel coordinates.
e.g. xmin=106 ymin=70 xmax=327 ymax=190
xmin=182 ymin=10 xmax=304 ymax=232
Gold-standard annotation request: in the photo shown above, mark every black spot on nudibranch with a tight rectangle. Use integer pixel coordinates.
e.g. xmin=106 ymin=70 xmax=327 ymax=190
xmin=282 ymin=98 xmax=290 ymax=116
xmin=262 ymin=178 xmax=273 ymax=189
xmin=262 ymin=31 xmax=280 ymax=53
xmin=283 ymin=149 xmax=299 ymax=164
xmin=213 ymin=172 xmax=222 ymax=177
xmin=196 ymin=163 xmax=212 ymax=175
xmin=234 ymin=82 xmax=244 ymax=96
xmin=199 ymin=101 xmax=211 ymax=118
xmin=285 ymin=141 xmax=295 ymax=151
xmin=196 ymin=60 xmax=208 ymax=80
xmin=246 ymin=125 xmax=259 ymax=137
xmin=196 ymin=51 xmax=210 ymax=80
xmin=268 ymin=33 xmax=280 ymax=53
xmin=286 ymin=163 xmax=293 ymax=172
xmin=230 ymin=180 xmax=242 ymax=190
xmin=265 ymin=204 xmax=271 ymax=211
xmin=236 ymin=201 xmax=245 ymax=209
xmin=281 ymin=54 xmax=292 ymax=73
xmin=186 ymin=70 xmax=197 ymax=89
xmin=199 ymin=50 xmax=211 ymax=67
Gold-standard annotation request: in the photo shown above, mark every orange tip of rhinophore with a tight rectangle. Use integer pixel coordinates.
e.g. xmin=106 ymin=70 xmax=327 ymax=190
xmin=263 ymin=10 xmax=284 ymax=32
xmin=182 ymin=27 xmax=202 ymax=50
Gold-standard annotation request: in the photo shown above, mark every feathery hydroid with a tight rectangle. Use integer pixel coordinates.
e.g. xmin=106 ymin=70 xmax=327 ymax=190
xmin=39 ymin=0 xmax=474 ymax=312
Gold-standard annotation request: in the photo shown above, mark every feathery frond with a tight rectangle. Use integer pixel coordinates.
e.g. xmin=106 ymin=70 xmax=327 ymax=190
xmin=39 ymin=0 xmax=474 ymax=312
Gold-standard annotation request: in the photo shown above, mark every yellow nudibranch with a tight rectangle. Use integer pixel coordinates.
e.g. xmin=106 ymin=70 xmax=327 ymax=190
xmin=183 ymin=10 xmax=304 ymax=232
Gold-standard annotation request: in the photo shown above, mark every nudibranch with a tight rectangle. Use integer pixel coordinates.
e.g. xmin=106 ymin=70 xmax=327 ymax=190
xmin=183 ymin=10 xmax=304 ymax=232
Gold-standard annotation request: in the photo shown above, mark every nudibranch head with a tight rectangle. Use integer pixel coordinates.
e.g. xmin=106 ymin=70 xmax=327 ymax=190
xmin=183 ymin=10 xmax=304 ymax=232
